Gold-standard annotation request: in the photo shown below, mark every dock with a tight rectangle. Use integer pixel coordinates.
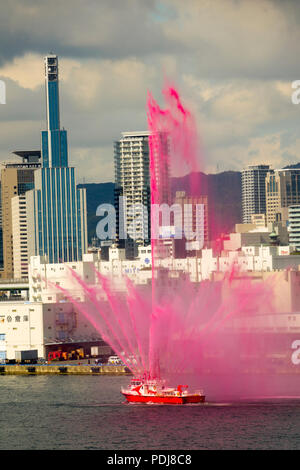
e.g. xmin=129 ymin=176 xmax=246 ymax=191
xmin=0 ymin=364 xmax=132 ymax=375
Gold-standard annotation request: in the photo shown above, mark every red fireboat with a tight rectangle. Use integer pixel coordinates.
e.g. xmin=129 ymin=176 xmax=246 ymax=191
xmin=121 ymin=377 xmax=205 ymax=404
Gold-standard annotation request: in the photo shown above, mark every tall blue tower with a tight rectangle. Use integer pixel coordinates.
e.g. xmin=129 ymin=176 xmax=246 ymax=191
xmin=41 ymin=54 xmax=68 ymax=168
xmin=27 ymin=54 xmax=87 ymax=264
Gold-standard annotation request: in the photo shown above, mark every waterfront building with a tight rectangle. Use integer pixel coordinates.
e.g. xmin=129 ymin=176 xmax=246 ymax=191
xmin=28 ymin=241 xmax=300 ymax=300
xmin=2 ymin=241 xmax=300 ymax=361
xmin=29 ymin=246 xmax=153 ymax=302
xmin=2 ymin=279 xmax=300 ymax=362
xmin=26 ymin=55 xmax=87 ymax=263
xmin=0 ymin=300 xmax=107 ymax=361
xmin=1 ymin=289 xmax=300 ymax=363
xmin=242 ymin=165 xmax=272 ymax=223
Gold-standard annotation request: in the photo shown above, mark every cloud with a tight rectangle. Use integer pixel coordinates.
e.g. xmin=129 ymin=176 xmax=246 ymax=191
xmin=180 ymin=74 xmax=300 ymax=172
xmin=0 ymin=53 xmax=79 ymax=91
xmin=61 ymin=58 xmax=157 ymax=111
xmin=0 ymin=0 xmax=177 ymax=65
xmin=1 ymin=0 xmax=300 ymax=182
xmin=0 ymin=54 xmax=161 ymax=180
xmin=72 ymin=145 xmax=114 ymax=183
xmin=162 ymin=0 xmax=300 ymax=80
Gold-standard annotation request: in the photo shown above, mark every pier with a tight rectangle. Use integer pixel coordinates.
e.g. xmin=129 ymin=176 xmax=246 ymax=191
xmin=0 ymin=364 xmax=132 ymax=375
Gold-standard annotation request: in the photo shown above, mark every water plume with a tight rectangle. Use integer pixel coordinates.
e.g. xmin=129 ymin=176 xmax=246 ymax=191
xmin=55 ymin=84 xmax=298 ymax=399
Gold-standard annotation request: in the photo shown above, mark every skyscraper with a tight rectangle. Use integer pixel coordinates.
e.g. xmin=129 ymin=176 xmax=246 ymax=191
xmin=242 ymin=165 xmax=272 ymax=223
xmin=11 ymin=195 xmax=28 ymax=279
xmin=41 ymin=54 xmax=68 ymax=168
xmin=26 ymin=54 xmax=87 ymax=264
xmin=114 ymin=131 xmax=151 ymax=258
xmin=266 ymin=168 xmax=300 ymax=224
xmin=0 ymin=151 xmax=40 ymax=279
xmin=288 ymin=205 xmax=300 ymax=251
xmin=174 ymin=190 xmax=209 ymax=246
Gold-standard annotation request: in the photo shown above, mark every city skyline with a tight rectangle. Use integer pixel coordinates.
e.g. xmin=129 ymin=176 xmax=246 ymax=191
xmin=1 ymin=0 xmax=300 ymax=183
xmin=0 ymin=0 xmax=300 ymax=453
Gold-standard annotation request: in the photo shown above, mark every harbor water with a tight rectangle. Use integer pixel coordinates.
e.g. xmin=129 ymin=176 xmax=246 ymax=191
xmin=0 ymin=375 xmax=299 ymax=450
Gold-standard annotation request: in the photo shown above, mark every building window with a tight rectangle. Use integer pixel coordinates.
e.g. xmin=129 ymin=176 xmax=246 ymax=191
xmin=15 ymin=316 xmax=21 ymax=322
xmin=23 ymin=316 xmax=28 ymax=322
xmin=7 ymin=316 xmax=12 ymax=322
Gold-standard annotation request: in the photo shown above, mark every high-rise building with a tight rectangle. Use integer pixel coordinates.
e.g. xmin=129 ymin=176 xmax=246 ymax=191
xmin=11 ymin=195 xmax=28 ymax=279
xmin=251 ymin=213 xmax=266 ymax=229
xmin=288 ymin=205 xmax=300 ymax=251
xmin=0 ymin=151 xmax=41 ymax=279
xmin=114 ymin=131 xmax=151 ymax=258
xmin=266 ymin=169 xmax=300 ymax=224
xmin=242 ymin=165 xmax=272 ymax=223
xmin=174 ymin=191 xmax=209 ymax=247
xmin=26 ymin=54 xmax=87 ymax=264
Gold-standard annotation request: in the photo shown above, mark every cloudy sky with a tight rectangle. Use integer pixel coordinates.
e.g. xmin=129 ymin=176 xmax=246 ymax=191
xmin=0 ymin=0 xmax=300 ymax=182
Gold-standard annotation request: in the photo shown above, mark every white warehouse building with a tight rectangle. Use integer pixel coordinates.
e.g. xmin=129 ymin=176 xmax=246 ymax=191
xmin=1 ymin=243 xmax=300 ymax=361
xmin=0 ymin=301 xmax=104 ymax=361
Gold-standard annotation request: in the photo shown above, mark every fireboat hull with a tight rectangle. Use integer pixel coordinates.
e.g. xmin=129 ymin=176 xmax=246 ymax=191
xmin=122 ymin=393 xmax=205 ymax=404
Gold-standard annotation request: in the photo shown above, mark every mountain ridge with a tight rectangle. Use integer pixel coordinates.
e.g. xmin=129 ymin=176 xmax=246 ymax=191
xmin=78 ymin=170 xmax=242 ymax=242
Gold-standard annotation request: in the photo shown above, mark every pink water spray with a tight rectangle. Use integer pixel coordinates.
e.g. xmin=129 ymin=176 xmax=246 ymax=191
xmin=57 ymin=84 xmax=287 ymax=398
